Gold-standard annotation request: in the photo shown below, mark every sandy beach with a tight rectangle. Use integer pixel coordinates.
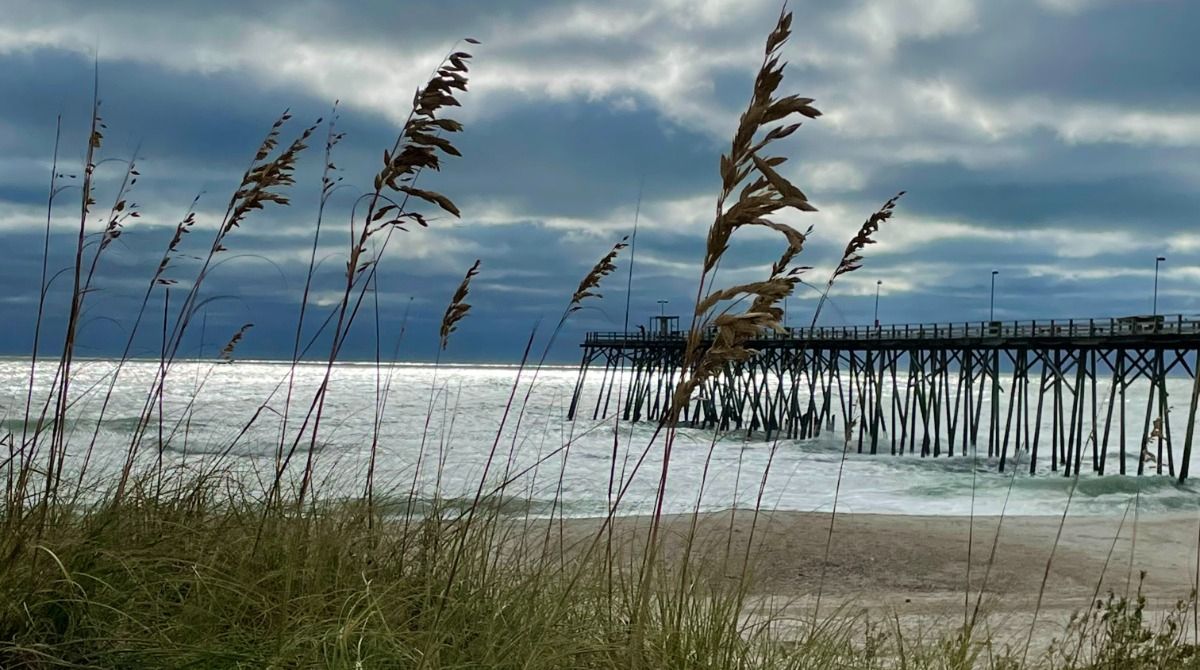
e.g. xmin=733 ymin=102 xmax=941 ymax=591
xmin=560 ymin=509 xmax=1200 ymax=649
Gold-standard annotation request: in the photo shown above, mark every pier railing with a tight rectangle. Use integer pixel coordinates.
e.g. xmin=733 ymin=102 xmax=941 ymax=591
xmin=585 ymin=313 xmax=1200 ymax=345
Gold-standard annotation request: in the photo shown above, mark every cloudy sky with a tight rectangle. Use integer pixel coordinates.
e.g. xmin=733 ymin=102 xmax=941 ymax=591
xmin=1 ymin=0 xmax=1197 ymax=362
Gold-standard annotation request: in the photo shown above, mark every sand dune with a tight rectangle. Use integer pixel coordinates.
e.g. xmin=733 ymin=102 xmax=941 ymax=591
xmin=558 ymin=509 xmax=1200 ymax=649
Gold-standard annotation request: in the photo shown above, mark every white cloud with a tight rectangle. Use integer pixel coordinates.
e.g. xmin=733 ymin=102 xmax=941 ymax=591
xmin=805 ymin=161 xmax=869 ymax=191
xmin=1057 ymin=109 xmax=1200 ymax=147
xmin=859 ymin=214 xmax=1153 ymax=265
xmin=841 ymin=0 xmax=980 ymax=55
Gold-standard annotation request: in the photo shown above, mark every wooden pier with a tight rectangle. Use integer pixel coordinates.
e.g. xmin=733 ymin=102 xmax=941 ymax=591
xmin=567 ymin=315 xmax=1200 ymax=481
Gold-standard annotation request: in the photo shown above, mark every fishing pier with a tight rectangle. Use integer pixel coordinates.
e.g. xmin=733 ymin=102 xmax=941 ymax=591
xmin=567 ymin=315 xmax=1200 ymax=481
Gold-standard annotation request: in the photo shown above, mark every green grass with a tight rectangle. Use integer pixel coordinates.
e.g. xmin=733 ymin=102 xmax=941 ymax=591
xmin=3 ymin=477 xmax=1199 ymax=668
xmin=0 ymin=477 xmax=818 ymax=668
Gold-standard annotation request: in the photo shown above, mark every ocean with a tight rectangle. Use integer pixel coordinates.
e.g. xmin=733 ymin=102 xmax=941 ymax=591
xmin=3 ymin=358 xmax=1198 ymax=517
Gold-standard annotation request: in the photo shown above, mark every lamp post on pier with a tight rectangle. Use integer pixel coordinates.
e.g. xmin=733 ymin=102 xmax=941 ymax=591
xmin=873 ymin=280 xmax=882 ymax=328
xmin=989 ymin=270 xmax=999 ymax=321
xmin=1153 ymin=256 xmax=1166 ymax=319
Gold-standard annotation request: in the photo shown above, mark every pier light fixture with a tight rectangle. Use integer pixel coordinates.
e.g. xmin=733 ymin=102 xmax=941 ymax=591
xmin=1153 ymin=256 xmax=1166 ymax=318
xmin=874 ymin=280 xmax=882 ymax=327
xmin=989 ymin=270 xmax=999 ymax=321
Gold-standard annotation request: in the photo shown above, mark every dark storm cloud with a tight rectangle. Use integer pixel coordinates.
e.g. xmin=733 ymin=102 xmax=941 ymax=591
xmin=449 ymin=99 xmax=717 ymax=219
xmin=0 ymin=0 xmax=1197 ymax=361
xmin=864 ymin=160 xmax=1198 ymax=231
xmin=894 ymin=1 xmax=1200 ymax=108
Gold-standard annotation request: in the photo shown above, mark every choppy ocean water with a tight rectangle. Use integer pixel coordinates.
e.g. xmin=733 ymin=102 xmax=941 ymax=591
xmin=2 ymin=358 xmax=1198 ymax=517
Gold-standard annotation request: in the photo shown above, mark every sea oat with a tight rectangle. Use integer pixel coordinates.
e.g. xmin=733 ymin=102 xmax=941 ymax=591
xmin=810 ymin=191 xmax=905 ymax=327
xmin=570 ymin=237 xmax=629 ymax=312
xmin=223 ymin=116 xmax=319 ymax=239
xmin=219 ymin=323 xmax=254 ymax=363
xmin=348 ymin=45 xmax=476 ymax=281
xmin=440 ymin=260 xmax=481 ymax=350
xmin=831 ymin=191 xmax=905 ymax=280
xmin=671 ymin=8 xmax=820 ymax=414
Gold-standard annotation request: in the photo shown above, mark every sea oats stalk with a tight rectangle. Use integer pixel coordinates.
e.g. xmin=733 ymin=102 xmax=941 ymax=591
xmin=627 ymin=9 xmax=821 ymax=664
xmin=440 ymin=259 xmax=482 ymax=350
xmin=668 ymin=10 xmax=819 ymax=423
xmin=430 ymin=236 xmax=633 ymax=652
xmin=218 ymin=323 xmax=255 ymax=363
xmin=278 ymin=106 xmax=345 ymax=482
xmin=49 ymin=146 xmax=142 ymax=500
xmin=519 ymin=236 xmax=631 ymax=574
xmin=32 ymin=83 xmax=105 ymax=519
xmin=609 ymin=192 xmax=642 ymax=615
xmin=811 ymin=192 xmax=904 ymax=622
xmin=495 ymin=237 xmax=629 ymax=501
xmin=810 ymin=191 xmax=904 ymax=328
xmin=72 ymin=200 xmax=199 ymax=496
xmin=108 ymin=112 xmax=320 ymax=504
xmin=491 ymin=236 xmax=631 ymax=510
xmin=281 ymin=43 xmax=477 ymax=508
xmin=668 ymin=9 xmax=818 ymax=483
xmin=396 ymin=259 xmax=481 ymax=539
xmin=570 ymin=238 xmax=630 ymax=311
xmin=505 ymin=9 xmax=822 ymax=645
xmin=10 ymin=116 xmax=62 ymax=517
xmin=161 ymin=111 xmax=319 ymax=358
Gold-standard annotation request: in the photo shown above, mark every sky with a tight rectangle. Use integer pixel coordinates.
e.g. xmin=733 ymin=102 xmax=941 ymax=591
xmin=0 ymin=0 xmax=1197 ymax=362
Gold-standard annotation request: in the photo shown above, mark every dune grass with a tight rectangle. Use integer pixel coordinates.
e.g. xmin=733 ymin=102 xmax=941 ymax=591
xmin=4 ymin=481 xmax=754 ymax=668
xmin=4 ymin=488 xmax=1197 ymax=668
xmin=2 ymin=7 xmax=1199 ymax=669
